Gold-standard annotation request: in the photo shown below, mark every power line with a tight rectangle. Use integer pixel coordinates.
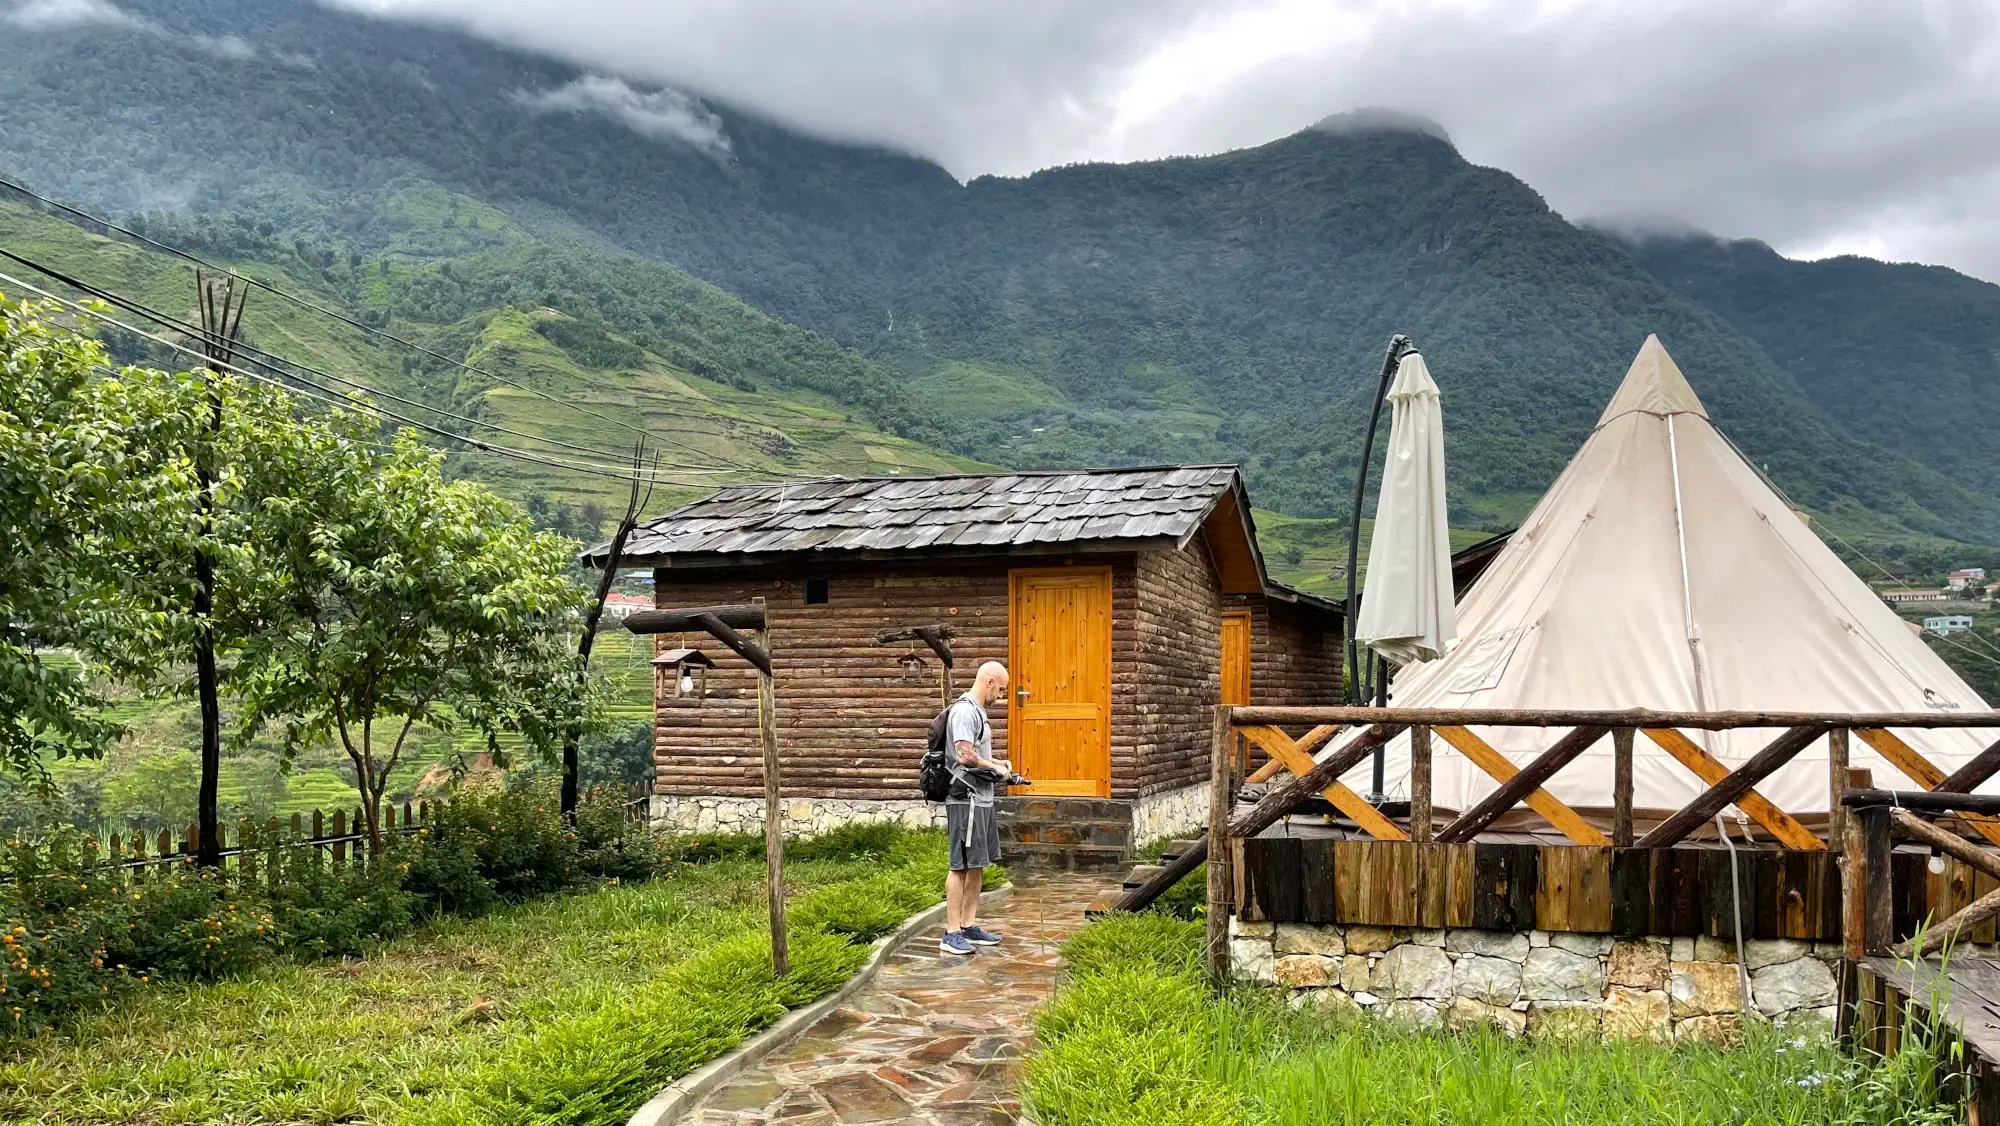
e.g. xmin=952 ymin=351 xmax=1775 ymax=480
xmin=0 ymin=174 xmax=770 ymax=474
xmin=0 ymin=242 xmax=722 ymax=470
xmin=0 ymin=268 xmax=728 ymax=489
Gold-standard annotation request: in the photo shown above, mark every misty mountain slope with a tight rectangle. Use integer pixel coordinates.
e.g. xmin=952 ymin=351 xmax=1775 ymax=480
xmin=3 ymin=0 xmax=1997 ymax=541
xmin=1627 ymin=233 xmax=2000 ymax=495
xmin=0 ymin=197 xmax=981 ymax=510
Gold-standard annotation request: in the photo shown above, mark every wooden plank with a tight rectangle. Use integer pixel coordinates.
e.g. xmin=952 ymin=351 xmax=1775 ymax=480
xmin=1894 ymin=851 xmax=1930 ymax=943
xmin=1300 ymin=838 xmax=1337 ymax=924
xmin=1415 ymin=843 xmax=1449 ymax=928
xmin=1470 ymin=843 xmax=1538 ymax=930
xmin=1642 ymin=728 xmax=1825 ymax=850
xmin=1240 ymin=725 xmax=1406 ymax=841
xmin=1857 ymin=727 xmax=2000 ymax=848
xmin=1610 ymin=848 xmax=1651 ymax=935
xmin=1664 ymin=848 xmax=1704 ymax=935
xmin=1431 ymin=726 xmax=1611 ymax=845
xmin=1863 ymin=804 xmax=1894 ymax=955
xmin=1639 ymin=726 xmax=1826 ymax=848
xmin=1443 ymin=843 xmax=1477 ymax=928
xmin=1537 ymin=845 xmax=1612 ymax=933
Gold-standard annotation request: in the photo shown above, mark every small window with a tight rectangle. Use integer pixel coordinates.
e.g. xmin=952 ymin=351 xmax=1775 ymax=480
xmin=804 ymin=577 xmax=829 ymax=605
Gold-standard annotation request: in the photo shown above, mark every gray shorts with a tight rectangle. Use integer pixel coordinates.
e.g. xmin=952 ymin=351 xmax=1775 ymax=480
xmin=946 ymin=802 xmax=999 ymax=871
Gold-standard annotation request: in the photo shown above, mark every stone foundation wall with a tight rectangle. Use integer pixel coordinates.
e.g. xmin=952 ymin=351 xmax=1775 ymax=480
xmin=1228 ymin=917 xmax=1843 ymax=1042
xmin=652 ymin=795 xmax=945 ymax=837
xmin=1130 ymin=784 xmax=1206 ymax=846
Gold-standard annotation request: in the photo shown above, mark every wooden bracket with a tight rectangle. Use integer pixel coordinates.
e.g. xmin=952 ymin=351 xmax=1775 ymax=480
xmin=874 ymin=624 xmax=955 ymax=668
xmin=1432 ymin=726 xmax=1609 ymax=845
xmin=1238 ymin=725 xmax=1406 ymax=841
xmin=1856 ymin=728 xmax=2000 ymax=848
xmin=1638 ymin=725 xmax=1824 ymax=848
xmin=627 ymin=604 xmax=771 ymax=674
xmin=1644 ymin=728 xmax=1825 ymax=850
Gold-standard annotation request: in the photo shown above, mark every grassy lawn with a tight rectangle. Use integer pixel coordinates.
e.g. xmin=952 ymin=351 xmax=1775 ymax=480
xmin=1025 ymin=915 xmax=1957 ymax=1126
xmin=0 ymin=835 xmax=949 ymax=1126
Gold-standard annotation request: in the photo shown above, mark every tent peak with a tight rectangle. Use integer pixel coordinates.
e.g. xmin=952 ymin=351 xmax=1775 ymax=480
xmin=1597 ymin=335 xmax=1710 ymax=427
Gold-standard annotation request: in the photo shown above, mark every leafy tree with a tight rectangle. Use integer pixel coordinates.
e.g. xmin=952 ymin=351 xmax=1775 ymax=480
xmin=230 ymin=431 xmax=592 ymax=854
xmin=0 ymin=295 xmax=205 ymax=784
xmin=103 ymin=749 xmax=201 ymax=833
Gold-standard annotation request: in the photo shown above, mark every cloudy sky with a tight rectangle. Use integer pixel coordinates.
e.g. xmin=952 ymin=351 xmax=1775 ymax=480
xmin=331 ymin=0 xmax=2000 ymax=282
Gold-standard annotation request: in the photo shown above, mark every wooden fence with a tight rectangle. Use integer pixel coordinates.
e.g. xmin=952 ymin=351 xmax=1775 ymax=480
xmin=4 ymin=777 xmax=654 ymax=884
xmin=1182 ymin=706 xmax=2000 ymax=982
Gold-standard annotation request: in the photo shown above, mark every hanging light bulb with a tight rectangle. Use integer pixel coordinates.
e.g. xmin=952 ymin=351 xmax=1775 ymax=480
xmin=1929 ymin=848 xmax=1947 ymax=875
xmin=680 ymin=672 xmax=695 ymax=695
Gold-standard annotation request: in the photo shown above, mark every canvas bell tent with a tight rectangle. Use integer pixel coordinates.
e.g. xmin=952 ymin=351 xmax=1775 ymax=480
xmin=1362 ymin=335 xmax=1992 ymax=820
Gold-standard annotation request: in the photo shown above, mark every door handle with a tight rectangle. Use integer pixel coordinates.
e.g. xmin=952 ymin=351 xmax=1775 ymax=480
xmin=1017 ymin=687 xmax=1031 ymax=705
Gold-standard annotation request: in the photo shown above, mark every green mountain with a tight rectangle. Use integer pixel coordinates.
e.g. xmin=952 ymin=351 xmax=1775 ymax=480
xmin=4 ymin=0 xmax=1998 ymax=543
xmin=1624 ymin=233 xmax=2000 ymax=497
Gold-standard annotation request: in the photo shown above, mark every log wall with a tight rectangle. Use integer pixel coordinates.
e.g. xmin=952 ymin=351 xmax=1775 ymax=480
xmin=649 ymin=560 xmax=1013 ymax=801
xmin=648 ymin=547 xmax=1344 ymax=803
xmin=1130 ymin=541 xmax=1223 ymax=798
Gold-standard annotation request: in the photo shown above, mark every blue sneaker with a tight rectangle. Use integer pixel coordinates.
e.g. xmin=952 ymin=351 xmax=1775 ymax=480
xmin=962 ymin=925 xmax=1002 ymax=946
xmin=939 ymin=930 xmax=975 ymax=956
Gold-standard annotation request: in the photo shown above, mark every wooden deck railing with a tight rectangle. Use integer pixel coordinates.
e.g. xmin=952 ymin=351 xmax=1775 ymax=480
xmin=1173 ymin=705 xmax=2000 ymax=983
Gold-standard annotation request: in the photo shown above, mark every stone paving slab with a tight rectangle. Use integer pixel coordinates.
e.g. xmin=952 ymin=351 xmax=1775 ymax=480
xmin=684 ymin=873 xmax=1100 ymax=1126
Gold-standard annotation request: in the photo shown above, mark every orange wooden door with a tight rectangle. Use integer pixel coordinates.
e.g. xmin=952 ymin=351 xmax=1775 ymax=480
xmin=1220 ymin=610 xmax=1252 ymax=706
xmin=1008 ymin=567 xmax=1113 ymax=797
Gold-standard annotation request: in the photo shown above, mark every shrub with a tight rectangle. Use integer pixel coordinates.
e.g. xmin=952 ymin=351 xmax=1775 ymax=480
xmin=788 ymin=820 xmax=906 ymax=862
xmin=266 ymin=847 xmax=414 ymax=960
xmin=667 ymin=832 xmax=766 ymax=864
xmin=399 ymin=825 xmax=499 ymax=918
xmin=1060 ymin=912 xmax=1204 ymax=980
xmin=571 ymin=790 xmax=671 ymax=882
xmin=99 ymin=865 xmax=272 ymax=981
xmin=415 ymin=785 xmax=576 ymax=906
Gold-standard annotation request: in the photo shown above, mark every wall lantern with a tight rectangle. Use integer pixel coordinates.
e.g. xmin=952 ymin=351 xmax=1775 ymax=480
xmin=654 ymin=647 xmax=715 ymax=700
xmin=897 ymin=652 xmax=930 ymax=680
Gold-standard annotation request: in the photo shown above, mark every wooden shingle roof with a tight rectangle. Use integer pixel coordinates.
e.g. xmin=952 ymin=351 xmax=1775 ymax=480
xmin=597 ymin=465 xmax=1243 ymax=562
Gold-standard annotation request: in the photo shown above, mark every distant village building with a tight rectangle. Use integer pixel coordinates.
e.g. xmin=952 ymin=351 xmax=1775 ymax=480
xmin=1925 ymin=615 xmax=1976 ymax=636
xmin=585 ymin=466 xmax=1354 ymax=860
xmin=1950 ymin=568 xmax=1988 ymax=591
xmin=600 ymin=593 xmax=653 ymax=620
xmin=1883 ymin=588 xmax=1951 ymax=605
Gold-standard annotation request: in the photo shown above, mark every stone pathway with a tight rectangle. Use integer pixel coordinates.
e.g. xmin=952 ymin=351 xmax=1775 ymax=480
xmin=685 ymin=873 xmax=1101 ymax=1126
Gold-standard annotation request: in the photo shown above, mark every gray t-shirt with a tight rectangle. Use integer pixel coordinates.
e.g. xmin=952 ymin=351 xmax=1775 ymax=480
xmin=945 ymin=692 xmax=998 ymax=806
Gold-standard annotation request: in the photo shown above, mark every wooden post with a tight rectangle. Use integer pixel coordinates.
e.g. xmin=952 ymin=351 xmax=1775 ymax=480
xmin=1828 ymin=728 xmax=1850 ymax=852
xmin=1409 ymin=725 xmax=1432 ymax=845
xmin=1206 ymin=705 xmax=1236 ymax=987
xmin=1612 ymin=727 xmax=1635 ymax=847
xmin=1842 ymin=767 xmax=1871 ymax=961
xmin=754 ymin=596 xmax=788 ymax=978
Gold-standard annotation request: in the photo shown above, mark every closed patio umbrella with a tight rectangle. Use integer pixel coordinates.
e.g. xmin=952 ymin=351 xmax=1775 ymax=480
xmin=1355 ymin=350 xmax=1457 ymax=665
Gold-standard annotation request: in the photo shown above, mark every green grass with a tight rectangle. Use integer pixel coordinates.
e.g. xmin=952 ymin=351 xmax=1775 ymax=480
xmin=1025 ymin=914 xmax=1956 ymax=1126
xmin=0 ymin=830 xmax=951 ymax=1126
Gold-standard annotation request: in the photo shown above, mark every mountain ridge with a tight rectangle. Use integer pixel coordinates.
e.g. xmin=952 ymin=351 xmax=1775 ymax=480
xmin=4 ymin=0 xmax=2000 ymax=544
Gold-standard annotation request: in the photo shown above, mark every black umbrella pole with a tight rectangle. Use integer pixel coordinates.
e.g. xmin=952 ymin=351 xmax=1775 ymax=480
xmin=1346 ymin=334 xmax=1412 ymax=800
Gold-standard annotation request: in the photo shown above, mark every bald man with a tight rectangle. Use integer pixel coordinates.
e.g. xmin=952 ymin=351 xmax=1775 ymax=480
xmin=940 ymin=660 xmax=1020 ymax=955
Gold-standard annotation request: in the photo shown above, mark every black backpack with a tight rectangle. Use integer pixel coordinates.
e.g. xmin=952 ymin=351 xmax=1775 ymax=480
xmin=920 ymin=706 xmax=955 ymax=802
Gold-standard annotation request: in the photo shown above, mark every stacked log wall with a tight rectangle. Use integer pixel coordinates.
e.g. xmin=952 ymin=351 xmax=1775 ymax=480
xmin=649 ymin=562 xmax=1013 ymax=801
xmin=1129 ymin=539 xmax=1224 ymax=798
xmin=1222 ymin=593 xmax=1344 ymax=707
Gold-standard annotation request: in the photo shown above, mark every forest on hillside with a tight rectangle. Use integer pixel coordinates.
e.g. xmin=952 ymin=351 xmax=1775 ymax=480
xmin=6 ymin=0 xmax=2000 ymax=545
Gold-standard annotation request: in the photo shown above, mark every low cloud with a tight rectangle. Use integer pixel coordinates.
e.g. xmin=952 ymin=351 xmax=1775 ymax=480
xmin=3 ymin=0 xmax=148 ymax=30
xmin=513 ymin=76 xmax=732 ymax=158
xmin=191 ymin=33 xmax=257 ymax=60
xmin=321 ymin=0 xmax=2000 ymax=284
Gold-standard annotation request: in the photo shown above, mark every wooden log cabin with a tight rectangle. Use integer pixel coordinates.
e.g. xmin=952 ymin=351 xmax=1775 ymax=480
xmin=585 ymin=465 xmax=1344 ymax=866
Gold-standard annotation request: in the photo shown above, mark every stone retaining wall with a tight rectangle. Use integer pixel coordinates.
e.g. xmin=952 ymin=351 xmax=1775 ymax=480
xmin=1228 ymin=917 xmax=1844 ymax=1042
xmin=652 ymin=795 xmax=945 ymax=837
xmin=1131 ymin=783 xmax=1206 ymax=846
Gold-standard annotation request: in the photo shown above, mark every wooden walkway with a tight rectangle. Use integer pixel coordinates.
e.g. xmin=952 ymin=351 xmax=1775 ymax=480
xmin=1857 ymin=956 xmax=2000 ymax=1123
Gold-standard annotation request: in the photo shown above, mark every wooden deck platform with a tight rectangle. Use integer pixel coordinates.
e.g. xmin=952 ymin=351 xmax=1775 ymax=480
xmin=1857 ymin=956 xmax=2000 ymax=1123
